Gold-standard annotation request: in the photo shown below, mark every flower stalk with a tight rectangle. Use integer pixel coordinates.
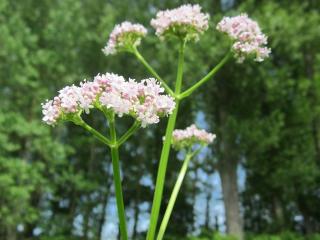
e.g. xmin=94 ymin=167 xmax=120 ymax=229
xmin=146 ymin=40 xmax=185 ymax=240
xmin=133 ymin=47 xmax=174 ymax=96
xmin=109 ymin=114 xmax=129 ymax=240
xmin=179 ymin=51 xmax=232 ymax=99
xmin=156 ymin=147 xmax=202 ymax=240
xmin=76 ymin=119 xmax=113 ymax=147
xmin=117 ymin=120 xmax=140 ymax=147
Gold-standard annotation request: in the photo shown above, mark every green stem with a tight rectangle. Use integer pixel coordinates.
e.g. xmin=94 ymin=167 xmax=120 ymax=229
xmin=77 ymin=120 xmax=112 ymax=146
xmin=109 ymin=115 xmax=128 ymax=240
xmin=174 ymin=41 xmax=186 ymax=94
xmin=156 ymin=153 xmax=192 ymax=240
xmin=117 ymin=121 xmax=140 ymax=147
xmin=146 ymin=41 xmax=185 ymax=240
xmin=156 ymin=147 xmax=203 ymax=240
xmin=133 ymin=47 xmax=174 ymax=97
xmin=179 ymin=51 xmax=231 ymax=99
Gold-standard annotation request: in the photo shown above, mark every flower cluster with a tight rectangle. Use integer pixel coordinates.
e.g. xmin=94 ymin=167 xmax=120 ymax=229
xmin=42 ymin=73 xmax=175 ymax=127
xmin=216 ymin=14 xmax=271 ymax=62
xmin=151 ymin=4 xmax=210 ymax=41
xmin=171 ymin=124 xmax=215 ymax=150
xmin=102 ymin=21 xmax=147 ymax=55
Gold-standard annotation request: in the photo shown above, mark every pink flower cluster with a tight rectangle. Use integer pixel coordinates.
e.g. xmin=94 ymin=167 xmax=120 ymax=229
xmin=151 ymin=4 xmax=210 ymax=41
xmin=171 ymin=124 xmax=215 ymax=149
xmin=42 ymin=73 xmax=175 ymax=127
xmin=42 ymin=81 xmax=100 ymax=125
xmin=102 ymin=21 xmax=147 ymax=55
xmin=216 ymin=14 xmax=271 ymax=62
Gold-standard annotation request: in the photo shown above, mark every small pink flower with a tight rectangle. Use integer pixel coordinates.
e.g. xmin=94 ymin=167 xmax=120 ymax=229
xmin=217 ymin=14 xmax=271 ymax=62
xmin=41 ymin=97 xmax=61 ymax=125
xmin=151 ymin=4 xmax=209 ymax=41
xmin=171 ymin=124 xmax=216 ymax=149
xmin=133 ymin=78 xmax=175 ymax=127
xmin=102 ymin=21 xmax=147 ymax=55
xmin=59 ymin=85 xmax=81 ymax=113
xmin=79 ymin=81 xmax=100 ymax=113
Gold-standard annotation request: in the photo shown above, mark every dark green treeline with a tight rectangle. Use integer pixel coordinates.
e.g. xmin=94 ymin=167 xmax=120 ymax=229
xmin=0 ymin=0 xmax=319 ymax=239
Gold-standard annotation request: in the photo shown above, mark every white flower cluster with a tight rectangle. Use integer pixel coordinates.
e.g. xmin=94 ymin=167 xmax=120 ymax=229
xmin=102 ymin=21 xmax=147 ymax=55
xmin=217 ymin=14 xmax=271 ymax=62
xmin=171 ymin=124 xmax=215 ymax=150
xmin=150 ymin=4 xmax=210 ymax=41
xmin=42 ymin=73 xmax=175 ymax=127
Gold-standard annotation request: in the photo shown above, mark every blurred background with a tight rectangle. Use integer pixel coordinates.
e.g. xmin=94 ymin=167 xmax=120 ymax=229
xmin=0 ymin=0 xmax=320 ymax=239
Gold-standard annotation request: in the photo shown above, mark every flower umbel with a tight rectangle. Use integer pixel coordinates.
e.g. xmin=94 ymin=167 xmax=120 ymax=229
xmin=170 ymin=124 xmax=215 ymax=150
xmin=217 ymin=13 xmax=271 ymax=62
xmin=151 ymin=4 xmax=210 ymax=41
xmin=41 ymin=73 xmax=175 ymax=127
xmin=102 ymin=21 xmax=147 ymax=55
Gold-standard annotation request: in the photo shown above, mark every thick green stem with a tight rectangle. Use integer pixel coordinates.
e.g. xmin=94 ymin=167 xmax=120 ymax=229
xmin=133 ymin=47 xmax=174 ymax=96
xmin=174 ymin=42 xmax=185 ymax=94
xmin=147 ymin=101 xmax=180 ymax=240
xmin=156 ymin=153 xmax=192 ymax=240
xmin=117 ymin=121 xmax=140 ymax=147
xmin=146 ymin=41 xmax=185 ymax=240
xmin=179 ymin=51 xmax=231 ymax=99
xmin=109 ymin=116 xmax=128 ymax=240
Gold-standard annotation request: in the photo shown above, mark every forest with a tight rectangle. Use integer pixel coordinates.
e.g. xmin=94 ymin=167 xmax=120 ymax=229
xmin=0 ymin=0 xmax=320 ymax=239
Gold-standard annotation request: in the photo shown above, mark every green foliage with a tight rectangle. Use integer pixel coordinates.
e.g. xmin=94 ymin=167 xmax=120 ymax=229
xmin=0 ymin=0 xmax=320 ymax=239
xmin=246 ymin=232 xmax=320 ymax=240
xmin=175 ymin=233 xmax=320 ymax=240
xmin=0 ymin=158 xmax=42 ymax=227
xmin=307 ymin=234 xmax=320 ymax=240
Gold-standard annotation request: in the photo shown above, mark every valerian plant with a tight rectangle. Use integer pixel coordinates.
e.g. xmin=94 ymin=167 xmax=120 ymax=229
xmin=157 ymin=125 xmax=216 ymax=240
xmin=42 ymin=3 xmax=270 ymax=240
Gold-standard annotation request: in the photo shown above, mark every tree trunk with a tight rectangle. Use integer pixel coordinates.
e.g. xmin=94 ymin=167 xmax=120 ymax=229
xmin=132 ymin=176 xmax=142 ymax=239
xmin=98 ymin=194 xmax=108 ymax=240
xmin=204 ymin=192 xmax=211 ymax=229
xmin=132 ymin=199 xmax=140 ymax=239
xmin=6 ymin=227 xmax=16 ymax=240
xmin=216 ymin=106 xmax=243 ymax=240
xmin=99 ymin=162 xmax=113 ymax=240
xmin=214 ymin=215 xmax=219 ymax=231
xmin=191 ymin=168 xmax=198 ymax=232
xmin=272 ymin=196 xmax=284 ymax=231
xmin=305 ymin=52 xmax=320 ymax=166
xmin=219 ymin=162 xmax=243 ymax=240
xmin=83 ymin=205 xmax=91 ymax=239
